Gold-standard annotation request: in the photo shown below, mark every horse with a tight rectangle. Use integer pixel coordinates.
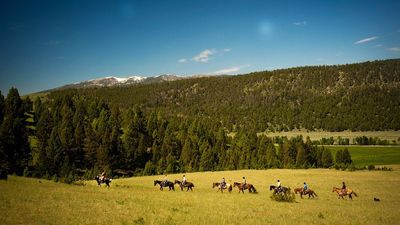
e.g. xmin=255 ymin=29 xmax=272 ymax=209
xmin=174 ymin=180 xmax=195 ymax=191
xmin=212 ymin=182 xmax=232 ymax=193
xmin=233 ymin=182 xmax=257 ymax=193
xmin=269 ymin=185 xmax=290 ymax=194
xmin=154 ymin=180 xmax=175 ymax=191
xmin=294 ymin=187 xmax=318 ymax=199
xmin=95 ymin=175 xmax=112 ymax=188
xmin=332 ymin=187 xmax=358 ymax=200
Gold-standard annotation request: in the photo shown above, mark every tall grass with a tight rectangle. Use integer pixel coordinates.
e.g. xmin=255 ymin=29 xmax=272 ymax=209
xmin=1 ymin=167 xmax=399 ymax=225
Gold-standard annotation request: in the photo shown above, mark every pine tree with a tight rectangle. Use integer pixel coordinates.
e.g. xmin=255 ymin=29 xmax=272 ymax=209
xmin=0 ymin=88 xmax=30 ymax=175
xmin=335 ymin=149 xmax=344 ymax=164
xmin=199 ymin=140 xmax=213 ymax=171
xmin=342 ymin=148 xmax=352 ymax=164
xmin=321 ymin=149 xmax=333 ymax=168
xmin=295 ymin=142 xmax=307 ymax=167
xmin=0 ymin=91 xmax=4 ymax=124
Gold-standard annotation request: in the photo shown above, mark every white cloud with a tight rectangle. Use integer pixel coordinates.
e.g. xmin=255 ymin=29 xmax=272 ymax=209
xmin=212 ymin=64 xmax=250 ymax=75
xmin=354 ymin=36 xmax=379 ymax=44
xmin=223 ymin=48 xmax=231 ymax=52
xmin=192 ymin=49 xmax=216 ymax=62
xmin=387 ymin=47 xmax=400 ymax=52
xmin=293 ymin=21 xmax=307 ymax=26
xmin=373 ymin=44 xmax=383 ymax=48
xmin=178 ymin=58 xmax=187 ymax=63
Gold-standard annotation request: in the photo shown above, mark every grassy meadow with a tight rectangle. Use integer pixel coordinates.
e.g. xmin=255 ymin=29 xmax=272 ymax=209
xmin=264 ymin=130 xmax=400 ymax=144
xmin=326 ymin=146 xmax=400 ymax=167
xmin=1 ymin=167 xmax=400 ymax=225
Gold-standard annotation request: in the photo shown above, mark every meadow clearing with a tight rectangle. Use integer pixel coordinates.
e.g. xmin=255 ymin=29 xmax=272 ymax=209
xmin=263 ymin=130 xmax=400 ymax=144
xmin=326 ymin=146 xmax=400 ymax=167
xmin=1 ymin=166 xmax=400 ymax=225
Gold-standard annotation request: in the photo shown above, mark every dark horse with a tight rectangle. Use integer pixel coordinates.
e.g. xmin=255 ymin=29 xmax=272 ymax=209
xmin=174 ymin=180 xmax=195 ymax=191
xmin=212 ymin=182 xmax=232 ymax=193
xmin=294 ymin=187 xmax=318 ymax=199
xmin=233 ymin=182 xmax=257 ymax=193
xmin=269 ymin=185 xmax=290 ymax=194
xmin=154 ymin=180 xmax=175 ymax=191
xmin=95 ymin=175 xmax=112 ymax=188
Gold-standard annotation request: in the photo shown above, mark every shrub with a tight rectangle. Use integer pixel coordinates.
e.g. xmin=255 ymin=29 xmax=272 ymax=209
xmin=270 ymin=188 xmax=296 ymax=202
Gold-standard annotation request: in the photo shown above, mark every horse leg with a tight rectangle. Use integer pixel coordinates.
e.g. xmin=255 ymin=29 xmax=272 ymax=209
xmin=349 ymin=194 xmax=352 ymax=200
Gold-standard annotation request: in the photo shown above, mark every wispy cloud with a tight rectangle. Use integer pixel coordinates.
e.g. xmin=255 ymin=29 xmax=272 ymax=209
xmin=354 ymin=36 xmax=379 ymax=44
xmin=223 ymin=48 xmax=231 ymax=52
xmin=178 ymin=58 xmax=187 ymax=63
xmin=212 ymin=64 xmax=250 ymax=75
xmin=192 ymin=49 xmax=216 ymax=62
xmin=387 ymin=47 xmax=400 ymax=52
xmin=373 ymin=44 xmax=383 ymax=48
xmin=293 ymin=21 xmax=307 ymax=26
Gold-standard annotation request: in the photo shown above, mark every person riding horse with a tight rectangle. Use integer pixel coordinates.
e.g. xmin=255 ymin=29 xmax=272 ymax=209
xmin=182 ymin=175 xmax=187 ymax=186
xmin=99 ymin=171 xmax=106 ymax=182
xmin=163 ymin=175 xmax=168 ymax=187
xmin=276 ymin=179 xmax=282 ymax=192
xmin=221 ymin=177 xmax=226 ymax=189
xmin=242 ymin=177 xmax=247 ymax=189
xmin=303 ymin=182 xmax=308 ymax=194
xmin=341 ymin=182 xmax=346 ymax=195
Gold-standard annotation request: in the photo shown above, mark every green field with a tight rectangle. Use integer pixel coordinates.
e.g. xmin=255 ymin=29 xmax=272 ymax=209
xmin=1 ymin=168 xmax=400 ymax=225
xmin=264 ymin=130 xmax=400 ymax=144
xmin=326 ymin=146 xmax=400 ymax=167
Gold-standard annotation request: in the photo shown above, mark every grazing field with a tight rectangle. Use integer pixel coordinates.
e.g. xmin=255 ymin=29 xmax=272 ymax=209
xmin=264 ymin=130 xmax=400 ymax=144
xmin=1 ymin=168 xmax=400 ymax=225
xmin=326 ymin=146 xmax=400 ymax=167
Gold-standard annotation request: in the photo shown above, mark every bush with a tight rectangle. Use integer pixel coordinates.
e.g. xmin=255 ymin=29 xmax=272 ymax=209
xmin=367 ymin=165 xmax=375 ymax=171
xmin=270 ymin=188 xmax=296 ymax=202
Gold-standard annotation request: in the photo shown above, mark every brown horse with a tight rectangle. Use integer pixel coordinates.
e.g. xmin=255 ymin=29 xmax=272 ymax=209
xmin=174 ymin=180 xmax=194 ymax=191
xmin=154 ymin=180 xmax=175 ymax=191
xmin=294 ymin=188 xmax=318 ymax=199
xmin=332 ymin=187 xmax=358 ymax=200
xmin=233 ymin=182 xmax=257 ymax=193
xmin=212 ymin=182 xmax=232 ymax=193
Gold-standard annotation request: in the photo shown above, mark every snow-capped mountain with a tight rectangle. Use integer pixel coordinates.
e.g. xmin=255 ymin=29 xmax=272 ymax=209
xmin=58 ymin=74 xmax=184 ymax=90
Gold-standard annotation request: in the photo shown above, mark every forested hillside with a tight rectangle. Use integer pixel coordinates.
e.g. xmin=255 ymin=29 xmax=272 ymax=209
xmin=1 ymin=59 xmax=398 ymax=181
xmin=49 ymin=59 xmax=400 ymax=132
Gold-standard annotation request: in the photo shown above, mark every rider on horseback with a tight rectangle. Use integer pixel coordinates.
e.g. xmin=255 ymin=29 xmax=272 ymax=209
xmin=277 ymin=179 xmax=282 ymax=192
xmin=341 ymin=181 xmax=346 ymax=195
xmin=303 ymin=182 xmax=308 ymax=194
xmin=221 ymin=177 xmax=226 ymax=188
xmin=163 ymin=174 xmax=168 ymax=187
xmin=242 ymin=176 xmax=247 ymax=189
xmin=182 ymin=175 xmax=187 ymax=186
xmin=99 ymin=171 xmax=106 ymax=182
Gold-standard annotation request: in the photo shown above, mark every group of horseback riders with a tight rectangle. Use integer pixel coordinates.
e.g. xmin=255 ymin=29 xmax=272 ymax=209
xmin=96 ymin=171 xmax=350 ymax=198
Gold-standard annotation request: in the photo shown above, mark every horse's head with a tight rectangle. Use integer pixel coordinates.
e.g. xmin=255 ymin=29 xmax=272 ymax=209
xmin=174 ymin=180 xmax=180 ymax=184
xmin=154 ymin=180 xmax=158 ymax=186
xmin=269 ymin=185 xmax=275 ymax=191
xmin=233 ymin=182 xmax=239 ymax=187
xmin=212 ymin=183 xmax=217 ymax=188
xmin=332 ymin=187 xmax=339 ymax=192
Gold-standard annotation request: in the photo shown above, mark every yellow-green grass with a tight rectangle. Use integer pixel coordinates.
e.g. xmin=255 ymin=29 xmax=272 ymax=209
xmin=326 ymin=146 xmax=400 ymax=167
xmin=263 ymin=130 xmax=400 ymax=144
xmin=1 ymin=167 xmax=400 ymax=225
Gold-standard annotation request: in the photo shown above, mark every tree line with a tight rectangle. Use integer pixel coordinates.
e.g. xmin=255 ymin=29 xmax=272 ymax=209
xmin=0 ymin=88 xmax=353 ymax=182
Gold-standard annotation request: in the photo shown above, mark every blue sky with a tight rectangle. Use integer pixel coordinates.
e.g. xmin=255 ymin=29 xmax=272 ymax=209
xmin=0 ymin=0 xmax=399 ymax=95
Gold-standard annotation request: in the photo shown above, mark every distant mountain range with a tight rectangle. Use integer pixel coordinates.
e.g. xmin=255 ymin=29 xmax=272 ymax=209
xmin=52 ymin=74 xmax=187 ymax=90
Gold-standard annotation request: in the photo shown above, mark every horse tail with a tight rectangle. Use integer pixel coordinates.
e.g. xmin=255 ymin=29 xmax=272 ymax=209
xmin=313 ymin=191 xmax=318 ymax=197
xmin=353 ymin=192 xmax=358 ymax=197
xmin=252 ymin=185 xmax=257 ymax=193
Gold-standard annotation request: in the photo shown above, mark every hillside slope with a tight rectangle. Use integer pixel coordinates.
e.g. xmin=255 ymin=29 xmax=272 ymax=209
xmin=47 ymin=59 xmax=400 ymax=131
